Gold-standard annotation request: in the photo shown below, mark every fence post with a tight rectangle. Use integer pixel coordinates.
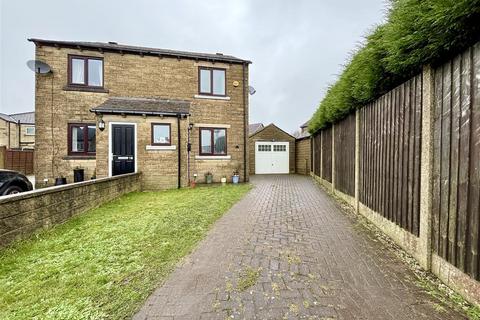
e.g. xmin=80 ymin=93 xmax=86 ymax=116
xmin=355 ymin=109 xmax=360 ymax=213
xmin=419 ymin=65 xmax=435 ymax=270
xmin=331 ymin=124 xmax=335 ymax=191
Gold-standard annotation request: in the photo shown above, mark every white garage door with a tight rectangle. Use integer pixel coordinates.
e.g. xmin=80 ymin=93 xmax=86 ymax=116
xmin=255 ymin=141 xmax=289 ymax=174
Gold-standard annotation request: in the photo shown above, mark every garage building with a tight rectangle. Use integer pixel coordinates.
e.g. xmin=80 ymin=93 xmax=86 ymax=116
xmin=248 ymin=123 xmax=295 ymax=175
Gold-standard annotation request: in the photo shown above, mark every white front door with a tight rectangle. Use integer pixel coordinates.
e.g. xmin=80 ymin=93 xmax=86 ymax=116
xmin=255 ymin=141 xmax=289 ymax=174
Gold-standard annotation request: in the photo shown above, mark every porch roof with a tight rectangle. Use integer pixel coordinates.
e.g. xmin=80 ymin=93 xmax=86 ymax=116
xmin=90 ymin=97 xmax=191 ymax=117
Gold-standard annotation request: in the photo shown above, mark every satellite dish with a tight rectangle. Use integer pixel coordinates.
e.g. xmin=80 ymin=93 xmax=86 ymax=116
xmin=248 ymin=86 xmax=256 ymax=95
xmin=26 ymin=60 xmax=51 ymax=74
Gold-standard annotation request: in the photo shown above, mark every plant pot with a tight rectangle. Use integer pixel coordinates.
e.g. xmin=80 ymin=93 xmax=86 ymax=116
xmin=232 ymin=175 xmax=240 ymax=184
xmin=221 ymin=177 xmax=227 ymax=185
xmin=54 ymin=177 xmax=67 ymax=185
xmin=205 ymin=174 xmax=213 ymax=184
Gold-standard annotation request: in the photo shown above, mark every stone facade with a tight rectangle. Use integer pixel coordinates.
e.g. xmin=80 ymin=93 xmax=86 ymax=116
xmin=0 ymin=114 xmax=35 ymax=149
xmin=32 ymin=41 xmax=249 ymax=189
xmin=0 ymin=172 xmax=140 ymax=247
xmin=295 ymin=137 xmax=311 ymax=175
xmin=19 ymin=124 xmax=35 ymax=148
xmin=248 ymin=123 xmax=295 ymax=175
xmin=0 ymin=120 xmax=18 ymax=148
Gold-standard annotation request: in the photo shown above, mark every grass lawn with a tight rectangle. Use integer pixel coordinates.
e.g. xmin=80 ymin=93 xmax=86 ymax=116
xmin=0 ymin=184 xmax=251 ymax=319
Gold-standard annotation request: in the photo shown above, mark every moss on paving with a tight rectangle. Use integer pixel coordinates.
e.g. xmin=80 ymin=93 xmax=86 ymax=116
xmin=236 ymin=266 xmax=261 ymax=292
xmin=0 ymin=184 xmax=251 ymax=320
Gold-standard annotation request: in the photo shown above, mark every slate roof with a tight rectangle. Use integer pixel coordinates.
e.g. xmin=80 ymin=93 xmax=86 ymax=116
xmin=10 ymin=112 xmax=35 ymax=124
xmin=300 ymin=120 xmax=309 ymax=128
xmin=0 ymin=113 xmax=16 ymax=123
xmin=249 ymin=123 xmax=296 ymax=139
xmin=249 ymin=123 xmax=264 ymax=135
xmin=91 ymin=97 xmax=191 ymax=116
xmin=28 ymin=38 xmax=251 ymax=65
xmin=296 ymin=132 xmax=311 ymax=139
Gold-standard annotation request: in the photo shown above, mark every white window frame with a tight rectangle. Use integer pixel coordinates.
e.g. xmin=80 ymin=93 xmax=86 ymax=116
xmin=25 ymin=126 xmax=35 ymax=136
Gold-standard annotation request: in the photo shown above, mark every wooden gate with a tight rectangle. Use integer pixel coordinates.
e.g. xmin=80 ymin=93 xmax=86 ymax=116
xmin=4 ymin=149 xmax=34 ymax=175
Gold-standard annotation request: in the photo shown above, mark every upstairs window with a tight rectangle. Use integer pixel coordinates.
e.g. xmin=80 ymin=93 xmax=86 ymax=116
xmin=68 ymin=123 xmax=96 ymax=156
xmin=68 ymin=55 xmax=104 ymax=87
xmin=200 ymin=128 xmax=226 ymax=155
xmin=199 ymin=67 xmax=226 ymax=96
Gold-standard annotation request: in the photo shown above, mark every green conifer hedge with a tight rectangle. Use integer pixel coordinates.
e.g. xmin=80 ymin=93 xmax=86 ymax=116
xmin=309 ymin=0 xmax=480 ymax=133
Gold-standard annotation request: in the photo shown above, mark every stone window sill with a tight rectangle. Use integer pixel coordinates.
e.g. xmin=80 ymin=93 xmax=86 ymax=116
xmin=195 ymin=155 xmax=231 ymax=160
xmin=194 ymin=94 xmax=230 ymax=101
xmin=63 ymin=86 xmax=109 ymax=93
xmin=62 ymin=155 xmax=96 ymax=160
xmin=146 ymin=145 xmax=176 ymax=151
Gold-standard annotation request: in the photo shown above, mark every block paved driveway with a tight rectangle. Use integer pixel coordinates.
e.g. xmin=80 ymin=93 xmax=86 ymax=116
xmin=134 ymin=175 xmax=468 ymax=320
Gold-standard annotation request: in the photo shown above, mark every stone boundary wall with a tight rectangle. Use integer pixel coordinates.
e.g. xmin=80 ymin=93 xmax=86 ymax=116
xmin=0 ymin=172 xmax=141 ymax=247
xmin=310 ymin=44 xmax=480 ymax=307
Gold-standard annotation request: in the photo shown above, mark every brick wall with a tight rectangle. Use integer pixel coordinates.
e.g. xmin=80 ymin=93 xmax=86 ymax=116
xmin=248 ymin=124 xmax=295 ymax=175
xmin=295 ymin=138 xmax=311 ymax=175
xmin=33 ymin=45 xmax=249 ymax=188
xmin=0 ymin=172 xmax=140 ymax=247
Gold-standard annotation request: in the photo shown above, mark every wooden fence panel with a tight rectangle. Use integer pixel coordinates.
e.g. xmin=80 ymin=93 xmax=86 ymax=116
xmin=313 ymin=133 xmax=321 ymax=176
xmin=334 ymin=113 xmax=356 ymax=197
xmin=432 ymin=43 xmax=480 ymax=280
xmin=4 ymin=149 xmax=34 ymax=175
xmin=359 ymin=75 xmax=422 ymax=236
xmin=321 ymin=127 xmax=333 ymax=182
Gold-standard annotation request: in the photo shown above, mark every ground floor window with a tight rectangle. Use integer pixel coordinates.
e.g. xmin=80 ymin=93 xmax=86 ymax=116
xmin=199 ymin=128 xmax=226 ymax=155
xmin=151 ymin=123 xmax=171 ymax=145
xmin=25 ymin=126 xmax=35 ymax=135
xmin=68 ymin=123 xmax=96 ymax=155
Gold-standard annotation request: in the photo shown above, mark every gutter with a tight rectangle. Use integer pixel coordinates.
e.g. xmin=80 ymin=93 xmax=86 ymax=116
xmin=242 ymin=63 xmax=247 ymax=182
xmin=28 ymin=38 xmax=252 ymax=65
xmin=177 ymin=115 xmax=181 ymax=189
xmin=91 ymin=109 xmax=190 ymax=117
xmin=18 ymin=120 xmax=21 ymax=148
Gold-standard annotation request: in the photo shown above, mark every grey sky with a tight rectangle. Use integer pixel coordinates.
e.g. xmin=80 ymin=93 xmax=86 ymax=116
xmin=0 ymin=0 xmax=386 ymax=133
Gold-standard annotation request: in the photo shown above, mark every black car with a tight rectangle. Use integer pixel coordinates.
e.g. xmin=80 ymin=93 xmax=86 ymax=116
xmin=0 ymin=170 xmax=33 ymax=195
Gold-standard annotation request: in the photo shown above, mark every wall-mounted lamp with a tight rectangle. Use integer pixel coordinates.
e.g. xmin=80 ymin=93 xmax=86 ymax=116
xmin=188 ymin=123 xmax=194 ymax=130
xmin=98 ymin=118 xmax=106 ymax=131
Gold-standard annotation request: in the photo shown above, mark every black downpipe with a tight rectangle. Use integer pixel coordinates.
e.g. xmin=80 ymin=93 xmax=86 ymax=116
xmin=177 ymin=115 xmax=181 ymax=189
xmin=242 ymin=63 xmax=247 ymax=182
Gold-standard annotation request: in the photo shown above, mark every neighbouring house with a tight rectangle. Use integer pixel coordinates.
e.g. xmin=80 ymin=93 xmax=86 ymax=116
xmin=29 ymin=38 xmax=251 ymax=189
xmin=298 ymin=120 xmax=310 ymax=139
xmin=248 ymin=122 xmax=264 ymax=135
xmin=248 ymin=123 xmax=295 ymax=175
xmin=0 ymin=112 xmax=35 ymax=149
xmin=295 ymin=120 xmax=311 ymax=175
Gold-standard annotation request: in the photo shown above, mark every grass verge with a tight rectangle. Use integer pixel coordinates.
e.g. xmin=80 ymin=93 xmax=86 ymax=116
xmin=0 ymin=184 xmax=251 ymax=319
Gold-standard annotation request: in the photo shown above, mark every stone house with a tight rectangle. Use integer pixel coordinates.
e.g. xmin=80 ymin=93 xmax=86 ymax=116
xmin=29 ymin=39 xmax=250 ymax=189
xmin=0 ymin=112 xmax=35 ymax=149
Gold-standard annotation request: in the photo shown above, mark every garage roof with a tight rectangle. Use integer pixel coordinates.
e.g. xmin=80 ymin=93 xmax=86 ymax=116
xmin=249 ymin=123 xmax=296 ymax=139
